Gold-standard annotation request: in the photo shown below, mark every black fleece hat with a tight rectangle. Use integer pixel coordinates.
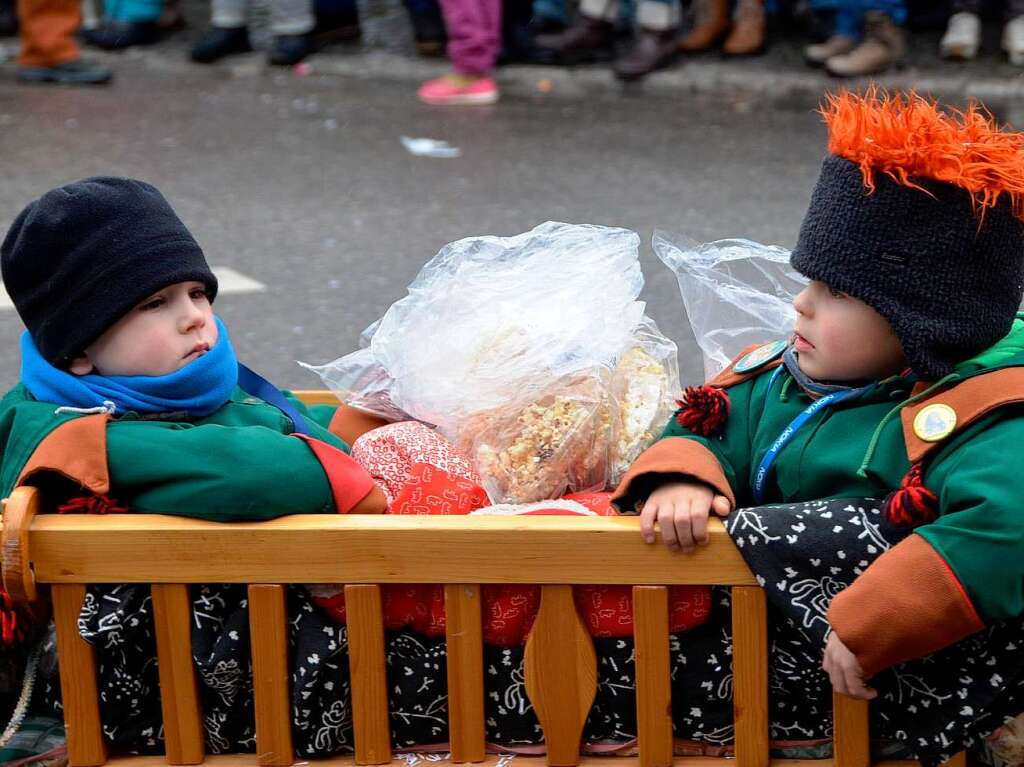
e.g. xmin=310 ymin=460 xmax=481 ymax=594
xmin=1 ymin=177 xmax=218 ymax=366
xmin=791 ymin=155 xmax=1024 ymax=379
xmin=789 ymin=91 xmax=1024 ymax=380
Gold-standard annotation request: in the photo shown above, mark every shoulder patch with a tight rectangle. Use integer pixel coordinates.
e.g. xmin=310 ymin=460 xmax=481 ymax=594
xmin=902 ymin=367 xmax=1024 ymax=462
xmin=734 ymin=340 xmax=788 ymax=374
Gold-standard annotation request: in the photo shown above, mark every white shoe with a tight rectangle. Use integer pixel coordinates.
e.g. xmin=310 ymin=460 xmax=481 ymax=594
xmin=1004 ymin=15 xmax=1024 ymax=65
xmin=940 ymin=11 xmax=981 ymax=60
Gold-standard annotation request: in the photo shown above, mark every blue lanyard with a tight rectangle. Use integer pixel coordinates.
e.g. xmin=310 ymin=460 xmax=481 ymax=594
xmin=236 ymin=363 xmax=310 ymax=436
xmin=751 ymin=383 xmax=864 ymax=504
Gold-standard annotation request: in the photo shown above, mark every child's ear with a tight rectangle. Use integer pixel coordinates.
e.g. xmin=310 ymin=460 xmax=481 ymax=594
xmin=68 ymin=355 xmax=95 ymax=375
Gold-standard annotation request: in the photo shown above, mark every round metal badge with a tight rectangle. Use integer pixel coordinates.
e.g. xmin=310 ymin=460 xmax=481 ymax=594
xmin=734 ymin=340 xmax=788 ymax=374
xmin=913 ymin=403 xmax=958 ymax=443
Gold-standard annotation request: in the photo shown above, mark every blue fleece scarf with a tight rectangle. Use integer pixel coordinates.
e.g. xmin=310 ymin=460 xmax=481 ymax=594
xmin=21 ymin=316 xmax=238 ymax=417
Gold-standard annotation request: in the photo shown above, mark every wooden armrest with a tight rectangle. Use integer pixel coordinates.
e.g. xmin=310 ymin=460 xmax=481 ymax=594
xmin=2 ymin=485 xmax=39 ymax=602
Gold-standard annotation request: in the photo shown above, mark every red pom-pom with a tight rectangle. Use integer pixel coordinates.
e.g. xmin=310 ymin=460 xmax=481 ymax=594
xmin=885 ymin=463 xmax=938 ymax=527
xmin=675 ymin=385 xmax=731 ymax=437
xmin=0 ymin=588 xmax=47 ymax=648
xmin=58 ymin=493 xmax=128 ymax=515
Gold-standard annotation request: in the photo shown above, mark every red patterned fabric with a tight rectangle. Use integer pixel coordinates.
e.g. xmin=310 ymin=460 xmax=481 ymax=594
xmin=312 ymin=422 xmax=712 ymax=645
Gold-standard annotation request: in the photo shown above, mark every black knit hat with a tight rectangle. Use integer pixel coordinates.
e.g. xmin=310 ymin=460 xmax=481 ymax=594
xmin=1 ymin=177 xmax=218 ymax=366
xmin=790 ymin=93 xmax=1024 ymax=380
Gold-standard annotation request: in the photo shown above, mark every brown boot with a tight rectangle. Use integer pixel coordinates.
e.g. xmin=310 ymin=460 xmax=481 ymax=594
xmin=723 ymin=0 xmax=764 ymax=55
xmin=803 ymin=34 xmax=856 ymax=66
xmin=613 ymin=28 xmax=678 ymax=79
xmin=678 ymin=0 xmax=729 ymax=52
xmin=825 ymin=11 xmax=904 ymax=77
xmin=534 ymin=14 xmax=616 ymax=64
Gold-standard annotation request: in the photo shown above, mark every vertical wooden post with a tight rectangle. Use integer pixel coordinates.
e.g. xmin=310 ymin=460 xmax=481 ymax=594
xmin=444 ymin=584 xmax=485 ymax=763
xmin=151 ymin=584 xmax=205 ymax=765
xmin=345 ymin=585 xmax=391 ymax=765
xmin=523 ymin=584 xmax=597 ymax=767
xmin=51 ymin=584 xmax=107 ymax=767
xmin=832 ymin=692 xmax=870 ymax=767
xmin=731 ymin=587 xmax=769 ymax=767
xmin=248 ymin=585 xmax=294 ymax=767
xmin=632 ymin=586 xmax=673 ymax=767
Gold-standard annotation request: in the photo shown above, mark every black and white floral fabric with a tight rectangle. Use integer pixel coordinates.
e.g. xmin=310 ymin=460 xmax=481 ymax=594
xmin=28 ymin=498 xmax=1024 ymax=766
xmin=724 ymin=498 xmax=1024 ymax=767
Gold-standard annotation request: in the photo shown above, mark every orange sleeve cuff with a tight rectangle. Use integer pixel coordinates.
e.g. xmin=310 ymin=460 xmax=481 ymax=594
xmin=327 ymin=405 xmax=389 ymax=448
xmin=294 ymin=435 xmax=388 ymax=514
xmin=828 ymin=533 xmax=984 ymax=678
xmin=611 ymin=437 xmax=735 ymax=514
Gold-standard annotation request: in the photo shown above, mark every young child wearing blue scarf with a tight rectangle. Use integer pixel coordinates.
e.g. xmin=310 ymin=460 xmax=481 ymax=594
xmin=0 ymin=177 xmax=387 ymax=521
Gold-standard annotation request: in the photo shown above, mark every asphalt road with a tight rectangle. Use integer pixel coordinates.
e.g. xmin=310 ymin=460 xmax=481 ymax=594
xmin=1 ymin=63 xmax=833 ymax=392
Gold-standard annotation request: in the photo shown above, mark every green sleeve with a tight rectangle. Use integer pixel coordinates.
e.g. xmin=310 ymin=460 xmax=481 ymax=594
xmin=105 ymin=420 xmax=337 ymax=522
xmin=920 ymin=415 xmax=1024 ymax=624
xmin=659 ymin=375 xmax=763 ymax=505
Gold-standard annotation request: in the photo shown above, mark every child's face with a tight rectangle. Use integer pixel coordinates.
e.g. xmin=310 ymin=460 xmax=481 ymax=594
xmin=791 ymin=280 xmax=906 ymax=382
xmin=69 ymin=281 xmax=217 ymax=377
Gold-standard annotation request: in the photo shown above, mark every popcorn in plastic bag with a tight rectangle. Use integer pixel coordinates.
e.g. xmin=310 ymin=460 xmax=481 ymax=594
xmin=654 ymin=232 xmax=806 ymax=379
xmin=304 ymin=222 xmax=680 ymax=503
xmin=462 ymin=373 xmax=611 ymax=504
xmin=608 ymin=318 xmax=677 ymax=485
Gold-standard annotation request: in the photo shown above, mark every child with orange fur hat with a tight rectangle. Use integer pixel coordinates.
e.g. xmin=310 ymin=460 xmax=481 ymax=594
xmin=614 ymin=89 xmax=1024 ymax=716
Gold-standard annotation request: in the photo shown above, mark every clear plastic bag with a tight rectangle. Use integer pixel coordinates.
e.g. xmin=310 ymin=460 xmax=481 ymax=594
xmin=304 ymin=221 xmax=678 ymax=504
xmin=654 ymin=232 xmax=806 ymax=379
xmin=368 ymin=221 xmax=645 ymax=430
xmin=300 ymin=321 xmax=412 ymax=422
xmin=459 ymin=371 xmax=611 ymax=504
xmin=607 ymin=318 xmax=678 ymax=485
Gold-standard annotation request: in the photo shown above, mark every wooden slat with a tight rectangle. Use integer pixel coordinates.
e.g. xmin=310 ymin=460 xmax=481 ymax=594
xmin=831 ymin=693 xmax=869 ymax=767
xmin=30 ymin=516 xmax=757 ymax=586
xmin=51 ymin=584 xmax=107 ymax=767
xmin=444 ymin=584 xmax=485 ymax=763
xmin=731 ymin=587 xmax=769 ymax=767
xmin=940 ymin=753 xmax=966 ymax=767
xmin=151 ymin=584 xmax=205 ymax=765
xmin=248 ymin=585 xmax=294 ymax=767
xmin=345 ymin=585 xmax=391 ymax=765
xmin=523 ymin=584 xmax=598 ymax=767
xmin=632 ymin=586 xmax=673 ymax=767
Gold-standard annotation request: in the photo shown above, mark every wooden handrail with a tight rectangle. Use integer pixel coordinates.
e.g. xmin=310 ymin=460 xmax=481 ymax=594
xmin=22 ymin=511 xmax=757 ymax=586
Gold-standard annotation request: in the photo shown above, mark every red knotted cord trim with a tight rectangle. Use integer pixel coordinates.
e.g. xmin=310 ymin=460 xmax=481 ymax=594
xmin=675 ymin=385 xmax=731 ymax=438
xmin=885 ymin=463 xmax=938 ymax=527
xmin=58 ymin=493 xmax=129 ymax=515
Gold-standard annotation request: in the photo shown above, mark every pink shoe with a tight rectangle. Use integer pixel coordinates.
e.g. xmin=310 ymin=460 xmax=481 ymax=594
xmin=417 ymin=74 xmax=499 ymax=105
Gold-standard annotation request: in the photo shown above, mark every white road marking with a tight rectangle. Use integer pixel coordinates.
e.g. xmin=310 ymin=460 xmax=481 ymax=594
xmin=0 ymin=265 xmax=266 ymax=311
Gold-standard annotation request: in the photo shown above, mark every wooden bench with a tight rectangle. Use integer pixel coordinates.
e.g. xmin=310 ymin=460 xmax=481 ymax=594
xmin=0 ymin=392 xmax=968 ymax=767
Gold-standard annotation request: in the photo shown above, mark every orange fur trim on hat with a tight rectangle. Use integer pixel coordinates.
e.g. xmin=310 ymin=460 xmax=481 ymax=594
xmin=822 ymin=88 xmax=1024 ymax=222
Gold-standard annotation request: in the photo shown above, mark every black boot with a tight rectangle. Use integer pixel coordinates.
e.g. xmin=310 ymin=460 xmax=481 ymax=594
xmin=533 ymin=13 xmax=615 ymax=64
xmin=0 ymin=0 xmax=17 ymax=37
xmin=268 ymin=32 xmax=314 ymax=65
xmin=190 ymin=26 xmax=252 ymax=62
xmin=403 ymin=1 xmax=446 ymax=56
xmin=18 ymin=57 xmax=112 ymax=84
xmin=83 ymin=19 xmax=161 ymax=49
xmin=612 ymin=27 xmax=677 ymax=80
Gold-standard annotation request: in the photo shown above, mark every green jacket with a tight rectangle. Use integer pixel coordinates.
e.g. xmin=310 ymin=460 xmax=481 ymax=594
xmin=0 ymin=384 xmax=353 ymax=522
xmin=614 ymin=317 xmax=1024 ymax=676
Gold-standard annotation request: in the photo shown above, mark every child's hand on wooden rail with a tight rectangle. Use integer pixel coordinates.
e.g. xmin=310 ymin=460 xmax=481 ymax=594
xmin=639 ymin=480 xmax=732 ymax=553
xmin=823 ymin=631 xmax=877 ymax=701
